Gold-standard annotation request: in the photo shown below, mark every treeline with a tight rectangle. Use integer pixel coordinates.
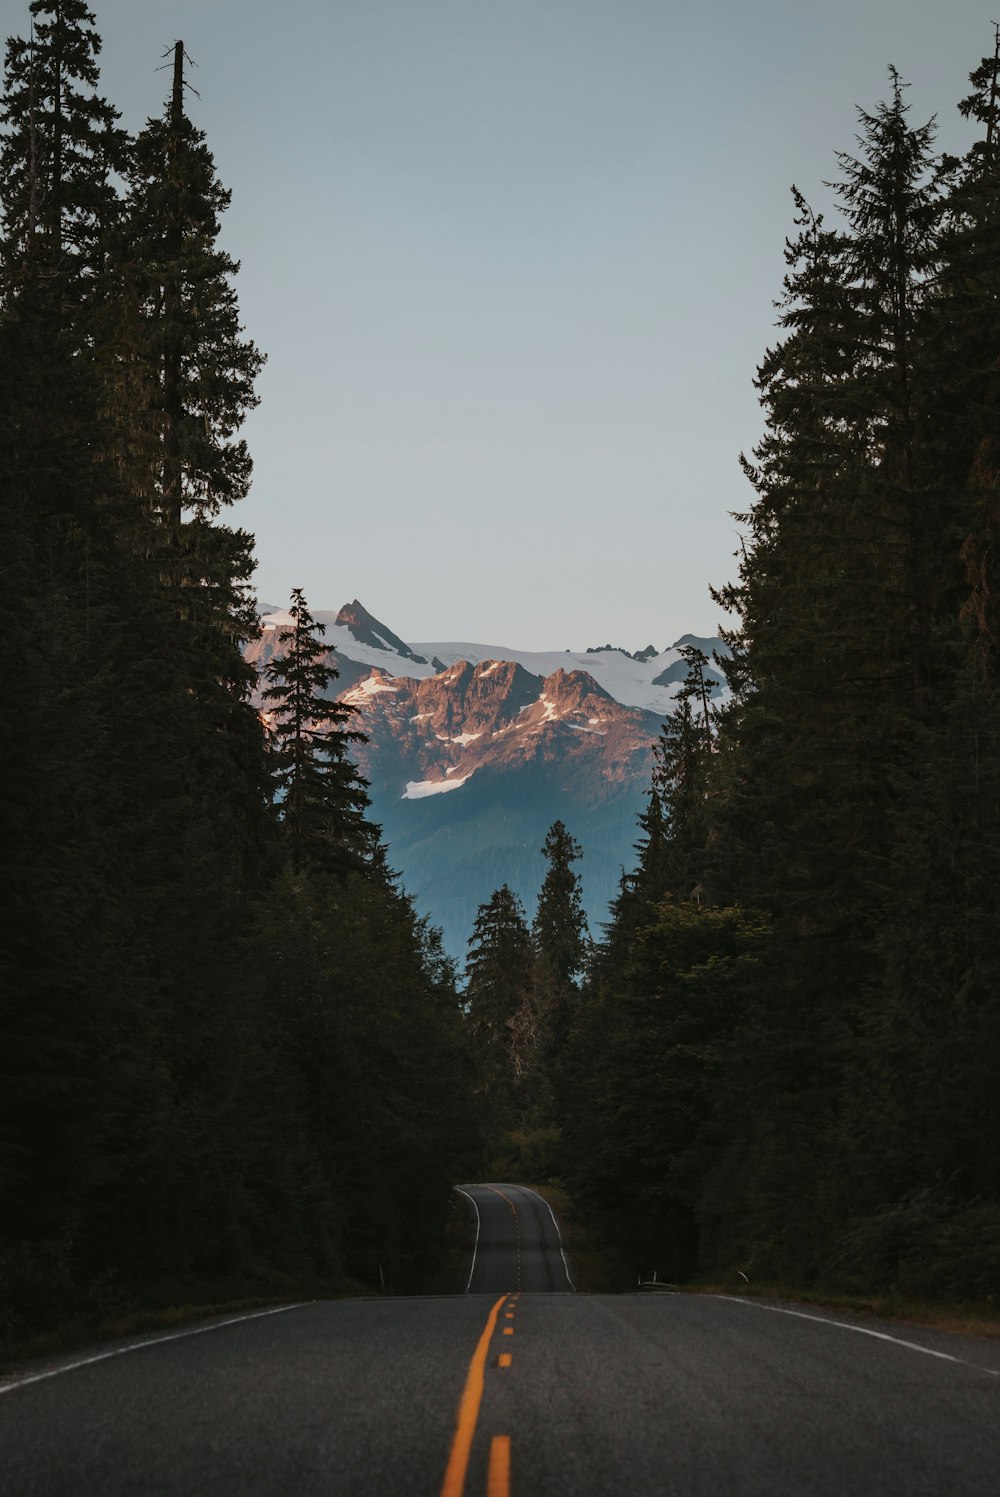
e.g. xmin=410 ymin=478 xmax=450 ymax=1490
xmin=550 ymin=54 xmax=1000 ymax=1299
xmin=462 ymin=822 xmax=591 ymax=1181
xmin=2 ymin=1 xmax=478 ymax=1337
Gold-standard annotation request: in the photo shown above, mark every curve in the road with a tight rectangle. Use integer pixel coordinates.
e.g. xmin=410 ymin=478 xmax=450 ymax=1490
xmin=457 ymin=1182 xmax=575 ymax=1294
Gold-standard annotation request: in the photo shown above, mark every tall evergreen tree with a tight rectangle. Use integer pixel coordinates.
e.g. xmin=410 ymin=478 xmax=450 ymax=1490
xmin=555 ymin=52 xmax=1000 ymax=1303
xmin=465 ymin=885 xmax=536 ymax=1133
xmin=838 ymin=40 xmax=1000 ymax=1252
xmin=104 ymin=40 xmax=270 ymax=889
xmin=0 ymin=0 xmax=126 ymax=316
xmin=111 ymin=41 xmax=263 ymax=525
xmin=2 ymin=5 xmax=484 ymax=1327
xmin=699 ymin=73 xmax=949 ymax=1279
xmin=263 ymin=589 xmax=378 ymax=877
xmin=532 ymin=821 xmax=589 ymax=1063
xmin=533 ymin=821 xmax=589 ymax=987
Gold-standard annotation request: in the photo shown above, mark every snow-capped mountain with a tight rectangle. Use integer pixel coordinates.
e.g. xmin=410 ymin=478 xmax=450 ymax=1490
xmin=248 ymin=600 xmax=728 ymax=959
xmin=256 ymin=598 xmax=725 ymax=715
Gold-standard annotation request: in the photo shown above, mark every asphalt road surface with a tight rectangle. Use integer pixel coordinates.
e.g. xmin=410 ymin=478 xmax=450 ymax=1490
xmin=2 ymin=1183 xmax=999 ymax=1496
xmin=457 ymin=1183 xmax=576 ymax=1293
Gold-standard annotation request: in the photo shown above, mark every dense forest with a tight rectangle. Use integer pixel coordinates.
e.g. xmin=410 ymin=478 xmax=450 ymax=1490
xmin=545 ymin=50 xmax=1000 ymax=1300
xmin=7 ymin=0 xmax=1000 ymax=1338
xmin=1 ymin=1 xmax=480 ymax=1336
xmin=464 ymin=49 xmax=1000 ymax=1305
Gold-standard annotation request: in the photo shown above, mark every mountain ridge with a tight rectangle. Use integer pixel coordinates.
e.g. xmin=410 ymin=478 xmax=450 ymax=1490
xmin=249 ymin=601 xmax=728 ymax=956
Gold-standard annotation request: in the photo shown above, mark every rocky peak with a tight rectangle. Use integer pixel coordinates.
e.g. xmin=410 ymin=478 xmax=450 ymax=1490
xmin=541 ymin=667 xmax=614 ymax=707
xmin=375 ymin=658 xmax=544 ymax=741
xmin=334 ymin=599 xmax=429 ymax=665
xmin=585 ymin=642 xmax=662 ymax=662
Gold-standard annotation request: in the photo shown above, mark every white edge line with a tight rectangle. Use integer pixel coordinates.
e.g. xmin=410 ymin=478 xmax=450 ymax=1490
xmin=714 ymin=1295 xmax=1000 ymax=1377
xmin=0 ymin=1301 xmax=313 ymax=1396
xmin=518 ymin=1186 xmax=577 ymax=1292
xmin=456 ymin=1186 xmax=481 ymax=1294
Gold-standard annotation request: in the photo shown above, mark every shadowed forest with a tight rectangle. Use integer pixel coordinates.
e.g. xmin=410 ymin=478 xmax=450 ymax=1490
xmin=4 ymin=1 xmax=1000 ymax=1339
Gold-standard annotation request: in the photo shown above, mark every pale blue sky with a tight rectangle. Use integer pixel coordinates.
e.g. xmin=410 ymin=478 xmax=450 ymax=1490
xmin=70 ymin=2 xmax=998 ymax=645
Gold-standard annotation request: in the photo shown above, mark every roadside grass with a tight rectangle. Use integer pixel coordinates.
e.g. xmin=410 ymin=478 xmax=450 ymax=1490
xmin=2 ymin=1196 xmax=493 ymax=1371
xmin=422 ymin=1191 xmax=480 ymax=1295
xmin=518 ymin=1185 xmax=1000 ymax=1336
xmin=517 ymin=1181 xmax=624 ymax=1293
xmin=690 ymin=1279 xmax=1000 ymax=1338
xmin=0 ymin=1273 xmax=365 ymax=1374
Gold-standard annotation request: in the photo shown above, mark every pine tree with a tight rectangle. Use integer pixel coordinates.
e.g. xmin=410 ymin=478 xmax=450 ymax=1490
xmin=108 ymin=41 xmax=263 ymax=525
xmin=593 ymin=784 xmax=670 ymax=983
xmin=0 ymin=0 xmax=126 ymax=318
xmin=701 ymin=75 xmax=951 ymax=1279
xmin=556 ymin=55 xmax=1000 ymax=1300
xmin=465 ymin=885 xmax=536 ymax=1133
xmin=937 ymin=30 xmax=1000 ymax=678
xmin=263 ymin=589 xmax=378 ymax=877
xmin=105 ymin=40 xmax=270 ymax=887
xmin=655 ymin=645 xmax=718 ymax=897
xmin=2 ymin=8 xmax=483 ymax=1320
xmin=531 ymin=821 xmax=589 ymax=1064
xmin=835 ymin=40 xmax=1000 ymax=1268
xmin=533 ymin=821 xmax=588 ymax=987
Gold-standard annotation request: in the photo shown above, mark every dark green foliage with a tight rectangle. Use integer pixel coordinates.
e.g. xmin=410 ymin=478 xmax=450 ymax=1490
xmin=0 ymin=1 xmax=126 ymax=307
xmin=560 ymin=903 xmax=768 ymax=1282
xmin=263 ymin=589 xmax=378 ymax=877
xmin=465 ymin=885 xmax=537 ymax=1136
xmin=533 ymin=822 xmax=589 ymax=988
xmin=2 ymin=3 xmax=479 ymax=1335
xmin=114 ymin=45 xmax=263 ymax=524
xmin=556 ymin=52 xmax=1000 ymax=1301
xmin=532 ymin=821 xmax=589 ymax=1061
xmin=0 ymin=269 xmax=160 ymax=1322
xmin=250 ymin=871 xmax=481 ymax=1289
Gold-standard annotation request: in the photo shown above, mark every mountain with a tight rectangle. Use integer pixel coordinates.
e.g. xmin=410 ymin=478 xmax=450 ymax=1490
xmin=248 ymin=603 xmax=728 ymax=960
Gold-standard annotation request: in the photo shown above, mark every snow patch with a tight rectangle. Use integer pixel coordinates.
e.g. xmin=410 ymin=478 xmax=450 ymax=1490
xmin=403 ymin=774 xmax=473 ymax=799
xmin=345 ymin=675 xmax=398 ymax=701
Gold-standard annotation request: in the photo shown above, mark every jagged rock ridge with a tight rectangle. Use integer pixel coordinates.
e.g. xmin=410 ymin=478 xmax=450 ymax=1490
xmin=249 ymin=601 xmax=728 ymax=957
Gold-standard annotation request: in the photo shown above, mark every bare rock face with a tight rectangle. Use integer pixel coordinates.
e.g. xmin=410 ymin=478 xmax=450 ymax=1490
xmin=339 ymin=659 xmax=661 ymax=807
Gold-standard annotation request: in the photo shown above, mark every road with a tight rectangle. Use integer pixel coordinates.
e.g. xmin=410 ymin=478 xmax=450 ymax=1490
xmin=457 ymin=1183 xmax=575 ymax=1293
xmin=1 ymin=1183 xmax=999 ymax=1495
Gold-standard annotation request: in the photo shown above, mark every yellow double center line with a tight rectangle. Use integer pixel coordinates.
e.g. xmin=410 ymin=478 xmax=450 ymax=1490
xmin=489 ymin=1188 xmax=522 ymax=1290
xmin=440 ymin=1294 xmax=515 ymax=1497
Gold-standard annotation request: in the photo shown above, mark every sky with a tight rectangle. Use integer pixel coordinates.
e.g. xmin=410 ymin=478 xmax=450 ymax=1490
xmin=46 ymin=1 xmax=999 ymax=647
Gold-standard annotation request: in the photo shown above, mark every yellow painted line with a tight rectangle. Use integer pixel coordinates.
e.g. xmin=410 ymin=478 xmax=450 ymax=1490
xmin=504 ymin=1311 xmax=514 ymax=1319
xmin=489 ymin=1188 xmax=523 ymax=1291
xmin=502 ymin=1326 xmax=513 ymax=1336
xmin=498 ymin=1353 xmax=512 ymax=1368
xmin=488 ymin=1435 xmax=511 ymax=1497
xmin=440 ymin=1295 xmax=507 ymax=1497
